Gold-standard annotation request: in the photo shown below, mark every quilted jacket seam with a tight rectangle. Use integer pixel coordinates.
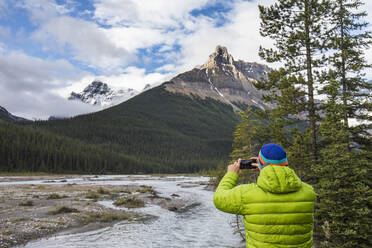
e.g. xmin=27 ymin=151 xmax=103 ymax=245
xmin=241 ymin=201 xmax=314 ymax=205
xmin=246 ymin=229 xmax=312 ymax=236
xmin=246 ymin=233 xmax=312 ymax=246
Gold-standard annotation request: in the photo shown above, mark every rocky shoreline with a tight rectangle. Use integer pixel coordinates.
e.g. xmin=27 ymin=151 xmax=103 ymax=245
xmin=0 ymin=175 xmax=204 ymax=248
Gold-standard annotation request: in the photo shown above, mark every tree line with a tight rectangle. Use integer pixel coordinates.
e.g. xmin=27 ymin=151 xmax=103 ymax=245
xmin=1 ymin=88 xmax=240 ymax=174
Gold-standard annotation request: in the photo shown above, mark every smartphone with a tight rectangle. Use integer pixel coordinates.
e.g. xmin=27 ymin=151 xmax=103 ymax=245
xmin=240 ymin=159 xmax=258 ymax=169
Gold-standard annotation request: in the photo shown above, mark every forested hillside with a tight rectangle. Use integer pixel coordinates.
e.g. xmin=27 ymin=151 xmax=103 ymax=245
xmin=3 ymin=85 xmax=241 ymax=173
xmin=0 ymin=120 xmax=157 ymax=173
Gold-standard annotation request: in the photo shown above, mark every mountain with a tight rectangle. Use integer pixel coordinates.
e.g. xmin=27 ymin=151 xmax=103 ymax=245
xmin=69 ymin=81 xmax=139 ymax=107
xmin=165 ymin=45 xmax=272 ymax=112
xmin=8 ymin=46 xmax=271 ymax=174
xmin=0 ymin=106 xmax=28 ymax=122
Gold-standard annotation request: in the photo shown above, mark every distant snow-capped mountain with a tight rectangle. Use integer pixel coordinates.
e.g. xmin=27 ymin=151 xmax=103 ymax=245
xmin=68 ymin=81 xmax=139 ymax=107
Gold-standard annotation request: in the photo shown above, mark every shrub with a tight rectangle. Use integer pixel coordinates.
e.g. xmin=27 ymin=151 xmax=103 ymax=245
xmin=19 ymin=200 xmax=33 ymax=206
xmin=97 ymin=187 xmax=110 ymax=195
xmin=47 ymin=193 xmax=66 ymax=199
xmin=85 ymin=190 xmax=100 ymax=199
xmin=49 ymin=206 xmax=79 ymax=215
xmin=113 ymin=196 xmax=145 ymax=208
xmin=136 ymin=185 xmax=156 ymax=194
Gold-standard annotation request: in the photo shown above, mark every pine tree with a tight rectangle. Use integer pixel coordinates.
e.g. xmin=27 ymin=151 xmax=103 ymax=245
xmin=257 ymin=0 xmax=330 ymax=162
xmin=230 ymin=107 xmax=263 ymax=161
xmin=324 ymin=0 xmax=372 ymax=148
xmin=314 ymin=78 xmax=371 ymax=248
xmin=314 ymin=1 xmax=372 ymax=247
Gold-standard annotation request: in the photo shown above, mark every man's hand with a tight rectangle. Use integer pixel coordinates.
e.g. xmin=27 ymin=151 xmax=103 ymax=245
xmin=250 ymin=157 xmax=260 ymax=170
xmin=227 ymin=159 xmax=242 ymax=175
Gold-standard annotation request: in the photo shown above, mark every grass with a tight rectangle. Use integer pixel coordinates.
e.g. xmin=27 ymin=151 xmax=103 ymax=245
xmin=136 ymin=185 xmax=156 ymax=194
xmin=1 ymin=230 xmax=14 ymax=236
xmin=97 ymin=187 xmax=110 ymax=195
xmin=113 ymin=196 xmax=145 ymax=208
xmin=82 ymin=212 xmax=131 ymax=223
xmin=47 ymin=193 xmax=66 ymax=199
xmin=49 ymin=206 xmax=79 ymax=215
xmin=13 ymin=217 xmax=31 ymax=223
xmin=85 ymin=190 xmax=100 ymax=199
xmin=19 ymin=200 xmax=34 ymax=206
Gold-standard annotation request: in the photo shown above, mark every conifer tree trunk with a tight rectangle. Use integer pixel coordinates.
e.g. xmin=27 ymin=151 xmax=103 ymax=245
xmin=304 ymin=0 xmax=318 ymax=161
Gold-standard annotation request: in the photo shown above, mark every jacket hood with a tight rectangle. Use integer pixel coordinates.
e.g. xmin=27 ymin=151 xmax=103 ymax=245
xmin=257 ymin=166 xmax=302 ymax=193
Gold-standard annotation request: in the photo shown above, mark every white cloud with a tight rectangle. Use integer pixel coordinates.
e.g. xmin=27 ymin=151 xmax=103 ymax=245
xmin=165 ymin=0 xmax=277 ymax=73
xmin=0 ymin=0 xmax=7 ymax=18
xmin=32 ymin=16 xmax=134 ymax=73
xmin=17 ymin=0 xmax=69 ymax=24
xmin=0 ymin=50 xmax=98 ymax=119
xmin=59 ymin=66 xmax=173 ymax=98
xmin=1 ymin=91 xmax=99 ymax=120
xmin=92 ymin=0 xmax=212 ymax=28
xmin=105 ymin=27 xmax=171 ymax=53
xmin=0 ymin=51 xmax=86 ymax=92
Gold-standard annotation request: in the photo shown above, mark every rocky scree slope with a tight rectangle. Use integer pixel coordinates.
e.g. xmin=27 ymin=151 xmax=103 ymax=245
xmin=165 ymin=45 xmax=272 ymax=112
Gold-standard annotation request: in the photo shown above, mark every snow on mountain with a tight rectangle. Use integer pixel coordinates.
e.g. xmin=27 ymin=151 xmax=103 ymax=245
xmin=164 ymin=45 xmax=273 ymax=112
xmin=68 ymin=81 xmax=139 ymax=108
xmin=0 ymin=106 xmax=28 ymax=122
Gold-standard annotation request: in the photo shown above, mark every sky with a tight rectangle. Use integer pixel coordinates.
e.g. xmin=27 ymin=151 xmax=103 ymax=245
xmin=0 ymin=0 xmax=371 ymax=119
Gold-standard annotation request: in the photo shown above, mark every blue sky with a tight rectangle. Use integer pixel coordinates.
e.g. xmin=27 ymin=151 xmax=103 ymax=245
xmin=0 ymin=0 xmax=371 ymax=119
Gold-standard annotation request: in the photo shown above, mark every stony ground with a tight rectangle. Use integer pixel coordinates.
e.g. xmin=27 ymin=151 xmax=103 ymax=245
xmin=0 ymin=175 xmax=198 ymax=248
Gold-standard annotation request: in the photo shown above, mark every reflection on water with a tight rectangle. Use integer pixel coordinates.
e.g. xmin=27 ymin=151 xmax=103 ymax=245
xmin=15 ymin=175 xmax=244 ymax=248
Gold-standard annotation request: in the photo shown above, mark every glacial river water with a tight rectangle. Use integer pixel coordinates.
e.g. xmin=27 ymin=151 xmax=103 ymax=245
xmin=6 ymin=175 xmax=244 ymax=248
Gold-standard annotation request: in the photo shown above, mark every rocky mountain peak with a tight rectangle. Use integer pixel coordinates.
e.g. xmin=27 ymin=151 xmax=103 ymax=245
xmin=164 ymin=46 xmax=273 ymax=111
xmin=83 ymin=81 xmax=109 ymax=96
xmin=68 ymin=80 xmax=139 ymax=107
xmin=202 ymin=45 xmax=235 ymax=70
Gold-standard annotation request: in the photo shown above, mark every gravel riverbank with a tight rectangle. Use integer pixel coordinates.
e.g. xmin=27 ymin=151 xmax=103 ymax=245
xmin=0 ymin=175 xmax=203 ymax=248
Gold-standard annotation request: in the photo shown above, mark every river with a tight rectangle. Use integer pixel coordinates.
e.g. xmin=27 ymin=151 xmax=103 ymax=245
xmin=6 ymin=175 xmax=244 ymax=248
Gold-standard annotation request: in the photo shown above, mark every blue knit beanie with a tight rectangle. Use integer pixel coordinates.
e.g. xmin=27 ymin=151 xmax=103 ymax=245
xmin=258 ymin=143 xmax=288 ymax=169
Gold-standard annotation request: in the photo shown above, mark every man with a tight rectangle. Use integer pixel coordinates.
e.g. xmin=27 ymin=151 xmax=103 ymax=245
xmin=214 ymin=143 xmax=316 ymax=248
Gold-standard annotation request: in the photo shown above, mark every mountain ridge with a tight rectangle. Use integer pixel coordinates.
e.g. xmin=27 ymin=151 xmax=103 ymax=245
xmin=68 ymin=80 xmax=139 ymax=107
xmin=0 ymin=106 xmax=28 ymax=122
xmin=164 ymin=45 xmax=271 ymax=111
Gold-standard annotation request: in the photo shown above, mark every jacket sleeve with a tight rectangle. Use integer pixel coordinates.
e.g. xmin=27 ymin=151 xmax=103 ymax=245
xmin=213 ymin=172 xmax=243 ymax=214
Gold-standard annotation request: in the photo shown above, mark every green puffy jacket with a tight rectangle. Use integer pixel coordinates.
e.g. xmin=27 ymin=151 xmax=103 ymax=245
xmin=213 ymin=166 xmax=316 ymax=248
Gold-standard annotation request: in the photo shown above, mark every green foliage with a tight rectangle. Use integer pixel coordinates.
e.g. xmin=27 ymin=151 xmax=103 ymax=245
xmin=97 ymin=187 xmax=111 ymax=195
xmin=2 ymin=86 xmax=239 ymax=174
xmin=136 ymin=186 xmax=156 ymax=194
xmin=0 ymin=120 xmax=148 ymax=174
xmin=258 ymin=0 xmax=328 ymax=162
xmin=47 ymin=193 xmax=66 ymax=200
xmin=85 ymin=190 xmax=100 ymax=199
xmin=19 ymin=200 xmax=33 ymax=206
xmin=113 ymin=196 xmax=145 ymax=208
xmin=49 ymin=206 xmax=79 ymax=215
xmin=314 ymin=134 xmax=371 ymax=248
xmin=82 ymin=212 xmax=130 ymax=223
